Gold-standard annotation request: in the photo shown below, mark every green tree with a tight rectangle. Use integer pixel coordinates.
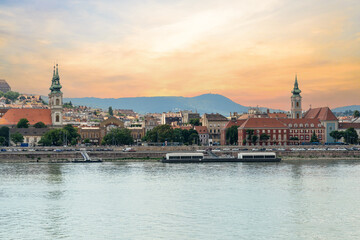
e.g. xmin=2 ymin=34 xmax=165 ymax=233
xmin=10 ymin=132 xmax=24 ymax=145
xmin=246 ymin=129 xmax=254 ymax=141
xmin=189 ymin=118 xmax=201 ymax=126
xmin=143 ymin=125 xmax=174 ymax=143
xmin=0 ymin=91 xmax=3 ymax=97
xmin=330 ymin=130 xmax=343 ymax=142
xmin=108 ymin=106 xmax=113 ymax=116
xmin=39 ymin=125 xmax=79 ymax=146
xmin=343 ymin=128 xmax=358 ymax=144
xmin=33 ymin=121 xmax=47 ymax=128
xmin=226 ymin=126 xmax=238 ymax=145
xmin=251 ymin=135 xmax=258 ymax=145
xmin=102 ymin=128 xmax=133 ymax=145
xmin=0 ymin=126 xmax=9 ymax=145
xmin=260 ymin=133 xmax=270 ymax=141
xmin=0 ymin=136 xmax=6 ymax=145
xmin=4 ymin=91 xmax=20 ymax=102
xmin=63 ymin=124 xmax=80 ymax=145
xmin=310 ymin=132 xmax=319 ymax=142
xmin=354 ymin=110 xmax=360 ymax=118
xmin=84 ymin=138 xmax=91 ymax=144
xmin=17 ymin=118 xmax=30 ymax=128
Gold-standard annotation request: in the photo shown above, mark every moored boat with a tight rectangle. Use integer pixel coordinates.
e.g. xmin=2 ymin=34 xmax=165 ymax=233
xmin=161 ymin=152 xmax=281 ymax=163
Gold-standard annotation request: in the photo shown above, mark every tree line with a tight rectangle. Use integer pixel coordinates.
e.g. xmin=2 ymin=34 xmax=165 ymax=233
xmin=142 ymin=125 xmax=199 ymax=145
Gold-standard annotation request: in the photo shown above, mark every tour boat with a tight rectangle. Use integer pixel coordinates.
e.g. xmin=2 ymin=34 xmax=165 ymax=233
xmin=161 ymin=152 xmax=281 ymax=163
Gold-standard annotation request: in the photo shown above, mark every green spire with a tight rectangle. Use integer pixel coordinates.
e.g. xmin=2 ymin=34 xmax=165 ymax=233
xmin=50 ymin=64 xmax=62 ymax=93
xmin=291 ymin=74 xmax=301 ymax=95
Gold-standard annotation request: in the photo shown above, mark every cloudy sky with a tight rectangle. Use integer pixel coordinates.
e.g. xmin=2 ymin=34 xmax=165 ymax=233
xmin=0 ymin=0 xmax=359 ymax=110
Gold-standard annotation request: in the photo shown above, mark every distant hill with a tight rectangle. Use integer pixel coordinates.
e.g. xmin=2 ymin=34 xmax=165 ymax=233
xmin=332 ymin=105 xmax=360 ymax=113
xmin=43 ymin=93 xmax=285 ymax=116
xmin=61 ymin=94 xmax=248 ymax=116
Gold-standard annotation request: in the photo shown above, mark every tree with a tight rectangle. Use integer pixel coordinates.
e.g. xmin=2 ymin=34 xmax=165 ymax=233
xmin=226 ymin=126 xmax=238 ymax=145
xmin=102 ymin=128 xmax=133 ymax=145
xmin=310 ymin=132 xmax=319 ymax=142
xmin=251 ymin=135 xmax=258 ymax=145
xmin=63 ymin=124 xmax=80 ymax=145
xmin=0 ymin=126 xmax=9 ymax=145
xmin=108 ymin=106 xmax=113 ymax=116
xmin=33 ymin=121 xmax=47 ymax=128
xmin=4 ymin=91 xmax=20 ymax=102
xmin=17 ymin=118 xmax=29 ymax=128
xmin=0 ymin=91 xmax=3 ymax=97
xmin=10 ymin=132 xmax=24 ymax=145
xmin=330 ymin=130 xmax=343 ymax=142
xmin=343 ymin=128 xmax=358 ymax=144
xmin=143 ymin=125 xmax=174 ymax=143
xmin=0 ymin=136 xmax=6 ymax=145
xmin=84 ymin=138 xmax=91 ymax=144
xmin=246 ymin=129 xmax=254 ymax=141
xmin=354 ymin=110 xmax=360 ymax=118
xmin=189 ymin=118 xmax=201 ymax=126
xmin=260 ymin=133 xmax=270 ymax=141
xmin=39 ymin=125 xmax=79 ymax=146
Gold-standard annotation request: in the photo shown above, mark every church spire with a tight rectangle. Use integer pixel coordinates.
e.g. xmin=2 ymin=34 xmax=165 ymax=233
xmin=49 ymin=64 xmax=62 ymax=93
xmin=291 ymin=74 xmax=301 ymax=95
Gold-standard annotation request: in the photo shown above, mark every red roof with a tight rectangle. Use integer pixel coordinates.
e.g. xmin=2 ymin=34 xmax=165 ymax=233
xmin=339 ymin=123 xmax=360 ymax=129
xmin=278 ymin=118 xmax=324 ymax=128
xmin=268 ymin=113 xmax=287 ymax=118
xmin=303 ymin=107 xmax=338 ymax=121
xmin=239 ymin=118 xmax=288 ymax=129
xmin=194 ymin=126 xmax=209 ymax=134
xmin=0 ymin=109 xmax=52 ymax=125
xmin=224 ymin=119 xmax=246 ymax=129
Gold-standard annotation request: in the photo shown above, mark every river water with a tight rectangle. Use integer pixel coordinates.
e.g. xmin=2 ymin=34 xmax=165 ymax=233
xmin=1 ymin=160 xmax=360 ymax=240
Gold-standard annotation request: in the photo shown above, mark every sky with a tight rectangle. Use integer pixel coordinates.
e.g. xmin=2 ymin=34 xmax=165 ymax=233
xmin=0 ymin=0 xmax=359 ymax=110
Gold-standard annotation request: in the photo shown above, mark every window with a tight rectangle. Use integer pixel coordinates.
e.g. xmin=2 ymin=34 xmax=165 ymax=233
xmin=294 ymin=124 xmax=298 ymax=127
xmin=56 ymin=114 xmax=60 ymax=122
xmin=56 ymin=98 xmax=60 ymax=105
xmin=289 ymin=124 xmax=292 ymax=127
xmin=296 ymin=102 xmax=299 ymax=107
xmin=300 ymin=124 xmax=303 ymax=127
xmin=305 ymin=124 xmax=309 ymax=127
xmin=296 ymin=113 xmax=299 ymax=119
xmin=268 ymin=130 xmax=270 ymax=133
xmin=311 ymin=124 xmax=314 ymax=127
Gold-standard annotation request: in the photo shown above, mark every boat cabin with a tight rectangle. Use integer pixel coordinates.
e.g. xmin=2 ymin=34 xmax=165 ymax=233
xmin=165 ymin=153 xmax=204 ymax=160
xmin=238 ymin=152 xmax=277 ymax=159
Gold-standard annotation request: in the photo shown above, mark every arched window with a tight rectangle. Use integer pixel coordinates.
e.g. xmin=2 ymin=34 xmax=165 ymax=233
xmin=56 ymin=98 xmax=60 ymax=105
xmin=296 ymin=102 xmax=299 ymax=107
xmin=289 ymin=124 xmax=292 ymax=127
xmin=56 ymin=114 xmax=60 ymax=122
xmin=294 ymin=124 xmax=298 ymax=127
xmin=296 ymin=113 xmax=299 ymax=119
xmin=311 ymin=124 xmax=314 ymax=127
xmin=299 ymin=124 xmax=303 ymax=127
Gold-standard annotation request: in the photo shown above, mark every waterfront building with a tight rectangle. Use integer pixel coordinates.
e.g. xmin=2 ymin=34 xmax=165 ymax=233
xmin=201 ymin=113 xmax=228 ymax=145
xmin=0 ymin=79 xmax=11 ymax=93
xmin=238 ymin=118 xmax=289 ymax=146
xmin=9 ymin=127 xmax=50 ymax=146
xmin=291 ymin=75 xmax=302 ymax=119
xmin=303 ymin=107 xmax=338 ymax=143
xmin=144 ymin=115 xmax=159 ymax=132
xmin=194 ymin=126 xmax=209 ymax=146
xmin=278 ymin=118 xmax=325 ymax=144
xmin=48 ymin=64 xmax=63 ymax=126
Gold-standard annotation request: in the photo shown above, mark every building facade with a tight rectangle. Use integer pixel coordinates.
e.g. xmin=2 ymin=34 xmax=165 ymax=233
xmin=194 ymin=126 xmax=209 ymax=146
xmin=201 ymin=113 xmax=228 ymax=145
xmin=279 ymin=119 xmax=325 ymax=144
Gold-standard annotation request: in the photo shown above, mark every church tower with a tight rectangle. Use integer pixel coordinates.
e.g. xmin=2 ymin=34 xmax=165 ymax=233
xmin=291 ymin=74 xmax=302 ymax=119
xmin=49 ymin=64 xmax=63 ymax=126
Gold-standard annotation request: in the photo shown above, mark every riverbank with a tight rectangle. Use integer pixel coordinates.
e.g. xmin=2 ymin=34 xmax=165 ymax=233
xmin=0 ymin=150 xmax=359 ymax=163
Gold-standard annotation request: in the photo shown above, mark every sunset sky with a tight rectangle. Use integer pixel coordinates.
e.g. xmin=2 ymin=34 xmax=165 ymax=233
xmin=0 ymin=0 xmax=359 ymax=110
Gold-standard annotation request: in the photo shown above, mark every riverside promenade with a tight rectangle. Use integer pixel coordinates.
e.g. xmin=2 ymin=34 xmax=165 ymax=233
xmin=0 ymin=146 xmax=359 ymax=163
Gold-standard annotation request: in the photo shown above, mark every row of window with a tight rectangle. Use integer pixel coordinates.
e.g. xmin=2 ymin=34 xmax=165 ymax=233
xmin=209 ymin=124 xmax=226 ymax=128
xmin=290 ymin=129 xmax=323 ymax=133
xmin=288 ymin=123 xmax=322 ymax=128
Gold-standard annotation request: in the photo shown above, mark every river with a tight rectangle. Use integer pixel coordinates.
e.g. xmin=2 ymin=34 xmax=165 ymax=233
xmin=1 ymin=160 xmax=360 ymax=240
